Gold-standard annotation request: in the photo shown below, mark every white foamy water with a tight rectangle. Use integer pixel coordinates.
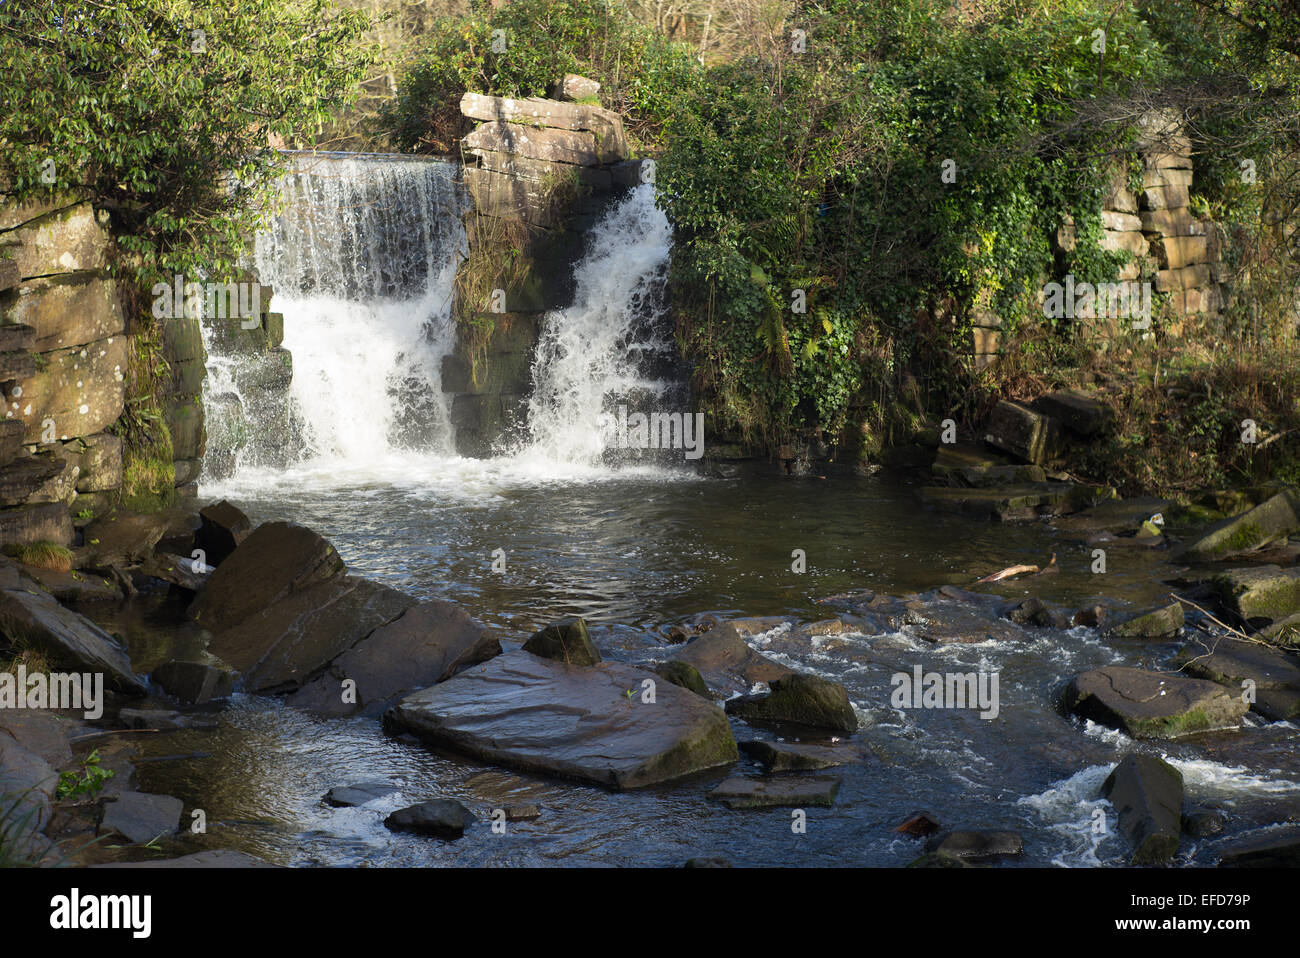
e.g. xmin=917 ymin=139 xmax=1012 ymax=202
xmin=1018 ymin=765 xmax=1118 ymax=867
xmin=520 ymin=184 xmax=675 ymax=466
xmin=203 ymin=153 xmax=467 ymax=479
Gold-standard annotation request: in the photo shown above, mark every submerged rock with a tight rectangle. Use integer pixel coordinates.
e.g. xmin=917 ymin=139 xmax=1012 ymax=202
xmin=1216 ymin=825 xmax=1300 ymax=867
xmin=725 ymin=673 xmax=858 ymax=734
xmin=100 ymin=791 xmax=184 ymax=844
xmin=1101 ymin=754 xmax=1183 ymax=864
xmin=384 ymin=799 xmax=474 ymax=839
xmin=522 ymin=616 xmax=599 ymax=666
xmin=923 ymin=830 xmax=1023 ymax=860
xmin=709 ymin=775 xmax=840 ymax=809
xmin=384 ymin=650 xmax=738 ymax=789
xmin=1108 ymin=601 xmax=1185 ymax=639
xmin=1063 ymin=666 xmax=1249 ymax=738
xmin=738 ymin=739 xmax=862 ymax=772
xmin=324 ymin=782 xmax=400 ymax=808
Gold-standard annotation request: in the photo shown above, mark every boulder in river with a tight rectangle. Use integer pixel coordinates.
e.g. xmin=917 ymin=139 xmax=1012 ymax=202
xmin=667 ymin=621 xmax=790 ymax=697
xmin=1108 ymin=601 xmax=1185 ymax=639
xmin=725 ymin=673 xmax=858 ymax=734
xmin=384 ymin=650 xmax=738 ymax=789
xmin=100 ymin=791 xmax=184 ymax=844
xmin=187 ymin=520 xmax=345 ymax=634
xmin=1182 ymin=489 xmax=1300 ymax=561
xmin=1063 ymin=666 xmax=1249 ymax=738
xmin=0 ymin=559 xmax=144 ymax=693
xmin=1211 ymin=565 xmax=1300 ymax=626
xmin=738 ymin=739 xmax=862 ymax=772
xmin=285 ymin=600 xmax=501 ymax=716
xmin=1100 ymin=754 xmax=1183 ymax=864
xmin=384 ymin=799 xmax=474 ymax=839
xmin=149 ymin=658 xmax=236 ymax=705
xmin=206 ymin=575 xmax=416 ymax=693
xmin=1176 ymin=637 xmax=1300 ymax=721
xmin=709 ymin=775 xmax=840 ymax=809
xmin=194 ymin=499 xmax=251 ymax=566
xmin=923 ymin=830 xmax=1024 ymax=860
xmin=1216 ymin=825 xmax=1300 ymax=867
xmin=652 ymin=660 xmax=710 ymax=698
xmin=522 ymin=616 xmax=599 ymax=666
xmin=324 ymin=782 xmax=400 ymax=808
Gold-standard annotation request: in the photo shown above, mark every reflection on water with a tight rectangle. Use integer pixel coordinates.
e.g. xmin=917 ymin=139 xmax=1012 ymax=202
xmin=118 ymin=465 xmax=1300 ymax=867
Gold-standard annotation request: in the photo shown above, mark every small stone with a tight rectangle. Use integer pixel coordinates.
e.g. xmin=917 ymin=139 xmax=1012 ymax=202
xmin=924 ymin=830 xmax=1023 ymax=860
xmin=324 ymin=782 xmax=399 ymax=808
xmin=384 ymin=799 xmax=475 ymax=839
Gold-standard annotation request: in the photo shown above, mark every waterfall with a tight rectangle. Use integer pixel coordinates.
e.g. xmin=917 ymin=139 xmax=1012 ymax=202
xmin=202 ymin=152 xmax=467 ymax=480
xmin=520 ymin=184 xmax=682 ymax=466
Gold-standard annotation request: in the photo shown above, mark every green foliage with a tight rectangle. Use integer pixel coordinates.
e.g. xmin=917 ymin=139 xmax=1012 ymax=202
xmin=0 ymin=1 xmax=375 ymax=286
xmin=55 ymin=750 xmax=115 ymax=802
xmin=660 ymin=0 xmax=1168 ymax=448
xmin=385 ymin=0 xmax=700 ymax=152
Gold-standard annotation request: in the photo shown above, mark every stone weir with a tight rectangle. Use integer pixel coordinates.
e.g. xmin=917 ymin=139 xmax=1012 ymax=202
xmin=444 ymin=76 xmax=647 ymax=457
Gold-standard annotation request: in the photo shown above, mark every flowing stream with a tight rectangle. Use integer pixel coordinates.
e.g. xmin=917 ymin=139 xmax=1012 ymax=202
xmin=130 ymin=154 xmax=1300 ymax=868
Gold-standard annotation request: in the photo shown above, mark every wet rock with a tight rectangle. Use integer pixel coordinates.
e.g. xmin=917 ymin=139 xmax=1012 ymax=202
xmin=187 ymin=521 xmax=345 ymax=634
xmin=0 ymin=564 xmax=144 ymax=693
xmin=206 ymin=575 xmax=416 ymax=693
xmin=984 ymin=400 xmax=1061 ymax=465
xmin=895 ymin=811 xmax=942 ymax=837
xmin=1182 ymin=807 xmax=1227 ymax=838
xmin=738 ymin=739 xmax=861 ymax=772
xmin=668 ymin=622 xmax=791 ymax=697
xmin=100 ymin=791 xmax=184 ymax=844
xmin=903 ymin=597 xmax=1028 ymax=644
xmin=1211 ymin=565 xmax=1300 ymax=626
xmin=323 ymin=782 xmax=399 ymax=808
xmin=137 ymin=551 xmax=210 ymax=592
xmin=709 ymin=775 xmax=840 ymax=809
xmin=653 ymin=660 xmax=710 ymax=698
xmin=1101 ymin=754 xmax=1183 ymax=864
xmin=150 ymin=659 xmax=236 ymax=705
xmin=683 ymin=857 xmax=732 ymax=868
xmin=118 ymin=708 xmax=217 ymax=731
xmin=1108 ymin=601 xmax=1185 ymax=639
xmin=79 ymin=511 xmax=172 ymax=569
xmin=1176 ymin=637 xmax=1300 ymax=721
xmin=1006 ymin=597 xmax=1071 ymax=629
xmin=1073 ymin=604 xmax=1111 ymax=629
xmin=285 ymin=600 xmax=501 ymax=717
xmin=384 ymin=799 xmax=475 ymax=839
xmin=924 ymin=830 xmax=1024 ymax=860
xmin=1063 ymin=666 xmax=1249 ymax=738
xmin=907 ymin=851 xmax=971 ymax=868
xmin=1183 ymin=490 xmax=1300 ymax=561
xmin=522 ymin=616 xmax=599 ymax=666
xmin=505 ymin=804 xmax=541 ymax=822
xmin=725 ymin=673 xmax=857 ymax=734
xmin=920 ymin=482 xmax=1113 ymax=521
xmin=1216 ymin=825 xmax=1300 ymax=866
xmin=384 ymin=650 xmax=738 ymax=790
xmin=90 ymin=850 xmax=278 ymax=868
xmin=194 ymin=499 xmax=251 ymax=566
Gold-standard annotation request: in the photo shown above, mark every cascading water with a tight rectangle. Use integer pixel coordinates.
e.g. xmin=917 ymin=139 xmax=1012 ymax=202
xmin=202 ymin=152 xmax=467 ymax=480
xmin=520 ymin=184 xmax=681 ymax=466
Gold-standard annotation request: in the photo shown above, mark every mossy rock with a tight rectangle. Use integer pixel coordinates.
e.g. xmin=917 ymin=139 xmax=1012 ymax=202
xmin=1108 ymin=601 xmax=1184 ymax=639
xmin=653 ymin=660 xmax=710 ymax=698
xmin=1211 ymin=565 xmax=1300 ymax=624
xmin=523 ymin=617 xmax=600 ymax=666
xmin=724 ymin=672 xmax=857 ymax=733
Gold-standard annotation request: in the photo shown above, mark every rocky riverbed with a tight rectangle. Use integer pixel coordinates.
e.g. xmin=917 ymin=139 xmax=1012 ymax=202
xmin=2 ymin=469 xmax=1300 ymax=868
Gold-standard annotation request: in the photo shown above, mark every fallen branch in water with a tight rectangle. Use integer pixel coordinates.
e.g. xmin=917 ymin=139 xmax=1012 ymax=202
xmin=974 ymin=553 xmax=1056 ymax=584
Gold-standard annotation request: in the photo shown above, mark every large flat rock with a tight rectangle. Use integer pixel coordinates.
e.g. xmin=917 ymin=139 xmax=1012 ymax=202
xmin=1063 ymin=666 xmax=1248 ymax=739
xmin=0 ymin=561 xmax=144 ymax=693
xmin=1177 ymin=638 xmax=1300 ymax=721
xmin=385 ymin=650 xmax=738 ymax=790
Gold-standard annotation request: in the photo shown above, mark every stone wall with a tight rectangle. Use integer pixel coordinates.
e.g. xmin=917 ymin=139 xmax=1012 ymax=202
xmin=0 ymin=195 xmax=125 ymax=545
xmin=973 ymin=110 xmax=1227 ymax=365
xmin=446 ymin=77 xmax=644 ymax=456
